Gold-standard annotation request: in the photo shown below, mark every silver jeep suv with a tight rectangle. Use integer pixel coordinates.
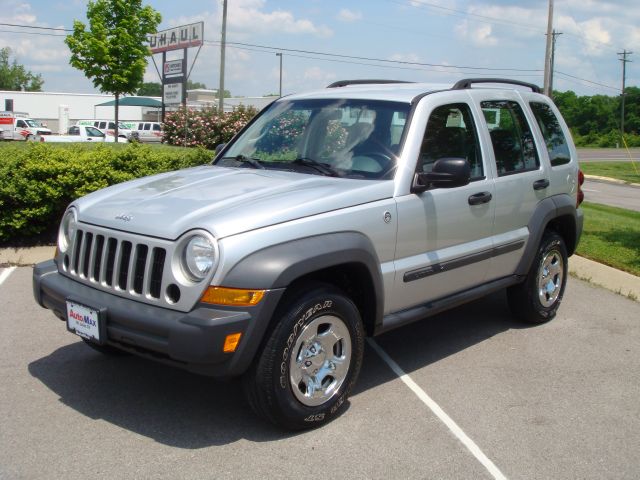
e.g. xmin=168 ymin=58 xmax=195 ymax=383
xmin=33 ymin=78 xmax=584 ymax=430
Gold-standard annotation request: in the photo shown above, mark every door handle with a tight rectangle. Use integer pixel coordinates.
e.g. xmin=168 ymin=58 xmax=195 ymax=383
xmin=468 ymin=191 xmax=493 ymax=205
xmin=533 ymin=179 xmax=549 ymax=190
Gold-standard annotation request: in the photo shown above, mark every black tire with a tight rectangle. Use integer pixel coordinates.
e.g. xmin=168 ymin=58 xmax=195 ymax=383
xmin=82 ymin=338 xmax=130 ymax=356
xmin=508 ymin=230 xmax=568 ymax=324
xmin=243 ymin=283 xmax=364 ymax=430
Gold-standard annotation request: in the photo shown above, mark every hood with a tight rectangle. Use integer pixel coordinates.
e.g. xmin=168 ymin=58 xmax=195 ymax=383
xmin=75 ymin=166 xmax=393 ymax=239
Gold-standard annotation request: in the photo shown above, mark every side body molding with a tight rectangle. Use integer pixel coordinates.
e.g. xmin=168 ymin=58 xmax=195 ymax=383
xmin=222 ymin=232 xmax=385 ymax=328
xmin=515 ymin=194 xmax=583 ymax=276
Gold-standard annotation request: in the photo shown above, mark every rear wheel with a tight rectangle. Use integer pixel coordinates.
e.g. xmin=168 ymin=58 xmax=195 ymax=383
xmin=243 ymin=283 xmax=364 ymax=430
xmin=508 ymin=231 xmax=568 ymax=323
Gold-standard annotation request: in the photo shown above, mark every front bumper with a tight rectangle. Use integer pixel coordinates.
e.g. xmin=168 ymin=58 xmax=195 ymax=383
xmin=33 ymin=260 xmax=284 ymax=377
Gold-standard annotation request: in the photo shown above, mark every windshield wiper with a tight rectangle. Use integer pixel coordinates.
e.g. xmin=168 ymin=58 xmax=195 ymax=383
xmin=220 ymin=155 xmax=265 ymax=169
xmin=291 ymin=157 xmax=341 ymax=177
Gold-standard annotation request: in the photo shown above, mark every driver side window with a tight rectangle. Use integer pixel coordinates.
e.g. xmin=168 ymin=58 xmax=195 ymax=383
xmin=418 ymin=103 xmax=484 ymax=180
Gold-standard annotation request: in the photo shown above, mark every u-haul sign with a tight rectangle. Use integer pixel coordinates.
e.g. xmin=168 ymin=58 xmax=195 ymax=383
xmin=148 ymin=22 xmax=203 ymax=54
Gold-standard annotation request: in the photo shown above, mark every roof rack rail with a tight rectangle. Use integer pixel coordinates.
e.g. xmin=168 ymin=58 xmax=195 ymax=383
xmin=327 ymin=79 xmax=414 ymax=88
xmin=452 ymin=78 xmax=542 ymax=94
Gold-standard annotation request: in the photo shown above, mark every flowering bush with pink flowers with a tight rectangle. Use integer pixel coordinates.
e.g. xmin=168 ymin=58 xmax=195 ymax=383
xmin=163 ymin=105 xmax=259 ymax=149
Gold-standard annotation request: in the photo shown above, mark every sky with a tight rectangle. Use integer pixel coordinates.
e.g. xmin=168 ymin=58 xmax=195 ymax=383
xmin=1 ymin=0 xmax=638 ymax=98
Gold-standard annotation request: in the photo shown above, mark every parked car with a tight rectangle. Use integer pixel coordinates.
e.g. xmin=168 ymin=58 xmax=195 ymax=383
xmin=76 ymin=120 xmax=133 ymax=140
xmin=33 ymin=78 xmax=584 ymax=430
xmin=38 ymin=125 xmax=116 ymax=143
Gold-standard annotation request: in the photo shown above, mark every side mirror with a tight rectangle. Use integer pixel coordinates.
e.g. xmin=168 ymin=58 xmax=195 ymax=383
xmin=412 ymin=157 xmax=471 ymax=193
xmin=215 ymin=143 xmax=226 ymax=155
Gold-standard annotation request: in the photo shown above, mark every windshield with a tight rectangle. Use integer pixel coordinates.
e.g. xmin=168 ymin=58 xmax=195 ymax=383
xmin=86 ymin=126 xmax=105 ymax=137
xmin=25 ymin=120 xmax=40 ymax=127
xmin=217 ymin=98 xmax=410 ymax=179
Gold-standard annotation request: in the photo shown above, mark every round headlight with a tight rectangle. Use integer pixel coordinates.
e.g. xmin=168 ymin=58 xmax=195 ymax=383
xmin=58 ymin=209 xmax=77 ymax=253
xmin=182 ymin=234 xmax=217 ymax=281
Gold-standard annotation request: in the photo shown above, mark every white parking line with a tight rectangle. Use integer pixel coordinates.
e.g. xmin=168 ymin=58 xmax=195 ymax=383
xmin=367 ymin=338 xmax=508 ymax=480
xmin=0 ymin=266 xmax=17 ymax=286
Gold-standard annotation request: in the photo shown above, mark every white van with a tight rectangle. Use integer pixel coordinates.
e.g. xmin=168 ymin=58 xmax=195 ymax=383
xmin=131 ymin=122 xmax=163 ymax=143
xmin=0 ymin=111 xmax=52 ymax=140
xmin=76 ymin=120 xmax=133 ymax=139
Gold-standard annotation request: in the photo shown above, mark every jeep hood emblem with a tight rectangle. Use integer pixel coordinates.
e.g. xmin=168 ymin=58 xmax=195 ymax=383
xmin=115 ymin=213 xmax=133 ymax=222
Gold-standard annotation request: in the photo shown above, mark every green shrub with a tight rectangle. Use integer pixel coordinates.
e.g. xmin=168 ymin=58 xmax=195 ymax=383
xmin=0 ymin=143 xmax=212 ymax=245
xmin=572 ymin=130 xmax=640 ymax=148
xmin=164 ymin=105 xmax=258 ymax=149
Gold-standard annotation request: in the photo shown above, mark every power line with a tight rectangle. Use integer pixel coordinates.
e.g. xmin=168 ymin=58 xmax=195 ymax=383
xmin=554 ymin=71 xmax=618 ymax=91
xmin=211 ymin=40 xmax=543 ymax=78
xmin=386 ymin=0 xmax=542 ymax=32
xmin=0 ymin=29 xmax=66 ymax=37
xmin=0 ymin=22 xmax=72 ymax=32
xmin=0 ymin=19 xmax=621 ymax=93
xmin=210 ymin=40 xmax=543 ymax=73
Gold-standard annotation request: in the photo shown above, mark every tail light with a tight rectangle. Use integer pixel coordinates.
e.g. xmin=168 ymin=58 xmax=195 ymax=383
xmin=577 ymin=169 xmax=584 ymax=206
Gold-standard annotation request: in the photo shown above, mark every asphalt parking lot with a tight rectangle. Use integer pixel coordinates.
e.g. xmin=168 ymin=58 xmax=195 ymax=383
xmin=2 ymin=266 xmax=640 ymax=479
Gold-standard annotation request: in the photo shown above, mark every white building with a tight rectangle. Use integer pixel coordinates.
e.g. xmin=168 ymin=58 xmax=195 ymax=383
xmin=0 ymin=90 xmax=273 ymax=134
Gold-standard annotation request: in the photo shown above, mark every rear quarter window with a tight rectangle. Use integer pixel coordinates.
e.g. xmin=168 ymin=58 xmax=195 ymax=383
xmin=530 ymin=102 xmax=571 ymax=167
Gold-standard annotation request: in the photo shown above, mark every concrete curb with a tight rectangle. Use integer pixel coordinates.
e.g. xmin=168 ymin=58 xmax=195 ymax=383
xmin=584 ymin=174 xmax=640 ymax=188
xmin=569 ymin=256 xmax=639 ymax=301
xmin=1 ymin=245 xmax=638 ymax=302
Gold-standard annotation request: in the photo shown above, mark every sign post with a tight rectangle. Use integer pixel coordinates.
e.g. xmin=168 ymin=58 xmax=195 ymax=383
xmin=148 ymin=22 xmax=204 ymax=121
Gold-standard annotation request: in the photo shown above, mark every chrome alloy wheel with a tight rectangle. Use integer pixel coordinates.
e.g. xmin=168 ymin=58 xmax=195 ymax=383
xmin=538 ymin=248 xmax=564 ymax=307
xmin=289 ymin=315 xmax=352 ymax=407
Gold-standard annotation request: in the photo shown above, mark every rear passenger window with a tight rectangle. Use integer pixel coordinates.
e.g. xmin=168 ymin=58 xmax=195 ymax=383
xmin=418 ymin=103 xmax=484 ymax=180
xmin=481 ymin=100 xmax=540 ymax=176
xmin=153 ymin=124 xmax=161 ymax=131
xmin=530 ymin=102 xmax=571 ymax=166
xmin=143 ymin=124 xmax=151 ymax=131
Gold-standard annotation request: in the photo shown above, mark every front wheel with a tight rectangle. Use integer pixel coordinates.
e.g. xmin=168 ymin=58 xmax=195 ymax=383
xmin=243 ymin=283 xmax=364 ymax=430
xmin=508 ymin=230 xmax=568 ymax=323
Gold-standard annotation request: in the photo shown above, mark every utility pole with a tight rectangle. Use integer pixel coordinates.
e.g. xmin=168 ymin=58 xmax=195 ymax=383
xmin=549 ymin=30 xmax=562 ymax=97
xmin=618 ymin=49 xmax=633 ymax=136
xmin=543 ymin=0 xmax=554 ymax=96
xmin=218 ymin=0 xmax=228 ymax=112
xmin=276 ymin=53 xmax=283 ymax=97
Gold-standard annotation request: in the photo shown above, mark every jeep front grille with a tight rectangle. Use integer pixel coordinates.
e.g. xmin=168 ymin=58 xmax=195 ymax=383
xmin=59 ymin=222 xmax=213 ymax=312
xmin=66 ymin=228 xmax=166 ymax=300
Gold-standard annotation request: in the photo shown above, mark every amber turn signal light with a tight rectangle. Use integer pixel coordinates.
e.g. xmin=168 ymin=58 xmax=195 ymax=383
xmin=200 ymin=286 xmax=265 ymax=306
xmin=223 ymin=333 xmax=242 ymax=353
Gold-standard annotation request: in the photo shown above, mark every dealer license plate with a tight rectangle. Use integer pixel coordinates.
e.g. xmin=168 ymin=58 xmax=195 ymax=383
xmin=66 ymin=301 xmax=100 ymax=342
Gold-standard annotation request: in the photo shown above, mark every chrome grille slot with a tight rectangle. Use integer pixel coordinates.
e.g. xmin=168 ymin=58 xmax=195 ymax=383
xmin=149 ymin=249 xmax=166 ymax=299
xmin=71 ymin=230 xmax=83 ymax=274
xmin=118 ymin=241 xmax=132 ymax=291
xmin=105 ymin=238 xmax=117 ymax=286
xmin=81 ymin=232 xmax=93 ymax=278
xmin=92 ymin=235 xmax=105 ymax=282
xmin=133 ymin=244 xmax=148 ymax=294
xmin=61 ymin=225 xmax=170 ymax=303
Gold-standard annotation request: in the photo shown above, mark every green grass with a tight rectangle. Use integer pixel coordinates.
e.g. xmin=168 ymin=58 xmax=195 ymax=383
xmin=579 ymin=161 xmax=640 ymax=184
xmin=576 ymin=202 xmax=640 ymax=276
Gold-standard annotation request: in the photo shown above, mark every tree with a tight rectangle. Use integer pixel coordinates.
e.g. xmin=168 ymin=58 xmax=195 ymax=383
xmin=0 ymin=47 xmax=44 ymax=91
xmin=187 ymin=80 xmax=207 ymax=90
xmin=65 ymin=0 xmax=161 ymax=141
xmin=137 ymin=82 xmax=162 ymax=96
